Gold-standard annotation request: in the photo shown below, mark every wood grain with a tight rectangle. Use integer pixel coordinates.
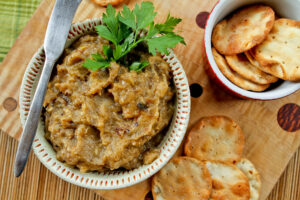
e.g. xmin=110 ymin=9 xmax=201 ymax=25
xmin=0 ymin=0 xmax=299 ymax=199
xmin=0 ymin=130 xmax=299 ymax=200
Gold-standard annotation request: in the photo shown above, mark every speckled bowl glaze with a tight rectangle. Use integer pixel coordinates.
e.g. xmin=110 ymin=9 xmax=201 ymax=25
xmin=19 ymin=18 xmax=190 ymax=190
xmin=205 ymin=0 xmax=300 ymax=100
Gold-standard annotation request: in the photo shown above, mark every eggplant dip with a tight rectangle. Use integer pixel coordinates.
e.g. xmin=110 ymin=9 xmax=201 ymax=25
xmin=43 ymin=2 xmax=185 ymax=172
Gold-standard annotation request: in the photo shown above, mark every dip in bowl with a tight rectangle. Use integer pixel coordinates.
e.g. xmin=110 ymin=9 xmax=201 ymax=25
xmin=44 ymin=34 xmax=176 ymax=173
xmin=19 ymin=17 xmax=190 ymax=189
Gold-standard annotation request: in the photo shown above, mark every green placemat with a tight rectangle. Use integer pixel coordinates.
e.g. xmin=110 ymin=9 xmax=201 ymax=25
xmin=0 ymin=0 xmax=41 ymax=62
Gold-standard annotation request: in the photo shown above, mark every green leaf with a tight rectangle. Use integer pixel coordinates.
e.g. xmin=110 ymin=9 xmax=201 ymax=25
xmin=95 ymin=25 xmax=118 ymax=45
xmin=91 ymin=54 xmax=105 ymax=61
xmin=83 ymin=59 xmax=110 ymax=71
xmin=103 ymin=45 xmax=113 ymax=60
xmin=129 ymin=61 xmax=149 ymax=71
xmin=113 ymin=45 xmax=123 ymax=60
xmin=83 ymin=2 xmax=185 ymax=72
xmin=147 ymin=22 xmax=159 ymax=38
xmin=155 ymin=13 xmax=182 ymax=33
xmin=122 ymin=32 xmax=135 ymax=49
xmin=117 ymin=22 xmax=131 ymax=43
xmin=113 ymin=33 xmax=135 ymax=61
xmin=133 ymin=1 xmax=157 ymax=30
xmin=102 ymin=4 xmax=119 ymax=37
xmin=119 ymin=5 xmax=136 ymax=30
xmin=146 ymin=33 xmax=185 ymax=55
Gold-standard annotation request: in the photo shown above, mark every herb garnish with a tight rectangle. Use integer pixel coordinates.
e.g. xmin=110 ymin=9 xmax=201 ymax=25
xmin=83 ymin=1 xmax=185 ymax=71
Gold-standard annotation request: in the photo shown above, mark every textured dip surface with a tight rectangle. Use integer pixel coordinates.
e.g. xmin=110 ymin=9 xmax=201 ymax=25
xmin=43 ymin=35 xmax=175 ymax=172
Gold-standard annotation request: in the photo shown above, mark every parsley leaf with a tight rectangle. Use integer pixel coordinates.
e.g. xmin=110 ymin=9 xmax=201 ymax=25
xmin=129 ymin=61 xmax=149 ymax=71
xmin=119 ymin=5 xmax=136 ymax=30
xmin=103 ymin=45 xmax=113 ymax=60
xmin=83 ymin=2 xmax=185 ymax=72
xmin=147 ymin=33 xmax=185 ymax=55
xmin=155 ymin=13 xmax=182 ymax=33
xmin=91 ymin=54 xmax=105 ymax=61
xmin=83 ymin=59 xmax=110 ymax=71
xmin=95 ymin=25 xmax=118 ymax=45
xmin=102 ymin=5 xmax=119 ymax=38
xmin=133 ymin=2 xmax=157 ymax=31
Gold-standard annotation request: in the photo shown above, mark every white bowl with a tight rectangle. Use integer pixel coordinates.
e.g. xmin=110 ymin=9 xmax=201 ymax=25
xmin=19 ymin=18 xmax=190 ymax=189
xmin=204 ymin=0 xmax=300 ymax=100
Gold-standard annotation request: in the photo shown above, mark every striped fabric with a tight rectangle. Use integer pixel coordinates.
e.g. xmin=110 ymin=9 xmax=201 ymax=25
xmin=0 ymin=0 xmax=41 ymax=62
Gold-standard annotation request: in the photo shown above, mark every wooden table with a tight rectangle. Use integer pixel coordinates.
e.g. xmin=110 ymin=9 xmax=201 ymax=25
xmin=0 ymin=0 xmax=300 ymax=199
xmin=0 ymin=130 xmax=299 ymax=199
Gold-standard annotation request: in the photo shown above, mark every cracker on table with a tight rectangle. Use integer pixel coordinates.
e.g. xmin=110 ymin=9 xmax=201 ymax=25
xmin=212 ymin=4 xmax=275 ymax=55
xmin=251 ymin=18 xmax=300 ymax=81
xmin=206 ymin=161 xmax=250 ymax=200
xmin=236 ymin=158 xmax=261 ymax=200
xmin=152 ymin=157 xmax=212 ymax=200
xmin=212 ymin=48 xmax=270 ymax=92
xmin=92 ymin=0 xmax=125 ymax=6
xmin=184 ymin=115 xmax=244 ymax=164
xmin=225 ymin=54 xmax=278 ymax=84
xmin=96 ymin=179 xmax=151 ymax=200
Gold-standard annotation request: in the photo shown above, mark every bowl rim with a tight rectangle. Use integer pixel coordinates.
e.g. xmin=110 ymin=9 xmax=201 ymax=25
xmin=204 ymin=0 xmax=300 ymax=100
xmin=19 ymin=18 xmax=190 ymax=190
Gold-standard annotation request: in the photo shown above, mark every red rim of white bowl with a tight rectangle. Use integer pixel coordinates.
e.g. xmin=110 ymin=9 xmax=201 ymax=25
xmin=204 ymin=0 xmax=300 ymax=100
xmin=19 ymin=18 xmax=190 ymax=189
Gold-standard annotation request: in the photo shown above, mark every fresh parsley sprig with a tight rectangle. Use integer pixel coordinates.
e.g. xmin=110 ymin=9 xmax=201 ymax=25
xmin=83 ymin=1 xmax=185 ymax=71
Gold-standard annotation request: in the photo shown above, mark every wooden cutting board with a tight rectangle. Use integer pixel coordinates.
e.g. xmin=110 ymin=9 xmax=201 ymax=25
xmin=0 ymin=0 xmax=299 ymax=199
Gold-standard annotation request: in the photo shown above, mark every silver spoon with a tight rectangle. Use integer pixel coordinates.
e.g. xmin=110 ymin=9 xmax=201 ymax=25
xmin=14 ymin=0 xmax=82 ymax=177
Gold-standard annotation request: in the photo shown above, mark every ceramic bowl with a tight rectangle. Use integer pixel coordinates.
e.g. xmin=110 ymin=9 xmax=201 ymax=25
xmin=204 ymin=0 xmax=300 ymax=100
xmin=19 ymin=18 xmax=190 ymax=189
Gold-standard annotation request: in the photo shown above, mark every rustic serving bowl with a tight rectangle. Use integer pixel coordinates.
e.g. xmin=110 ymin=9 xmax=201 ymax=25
xmin=204 ymin=0 xmax=300 ymax=100
xmin=19 ymin=18 xmax=190 ymax=189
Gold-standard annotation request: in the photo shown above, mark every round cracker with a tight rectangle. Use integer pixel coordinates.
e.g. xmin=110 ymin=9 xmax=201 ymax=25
xmin=152 ymin=157 xmax=212 ymax=200
xmin=184 ymin=116 xmax=244 ymax=164
xmin=92 ymin=0 xmax=125 ymax=6
xmin=245 ymin=51 xmax=263 ymax=68
xmin=206 ymin=161 xmax=250 ymax=200
xmin=96 ymin=179 xmax=151 ymax=200
xmin=251 ymin=18 xmax=300 ymax=81
xmin=236 ymin=158 xmax=261 ymax=200
xmin=247 ymin=49 xmax=285 ymax=79
xmin=212 ymin=48 xmax=270 ymax=91
xmin=212 ymin=5 xmax=275 ymax=55
xmin=225 ymin=54 xmax=278 ymax=84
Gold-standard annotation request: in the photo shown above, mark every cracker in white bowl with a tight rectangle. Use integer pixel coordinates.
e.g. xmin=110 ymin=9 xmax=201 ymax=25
xmin=212 ymin=48 xmax=270 ymax=91
xmin=225 ymin=54 xmax=278 ymax=84
xmin=236 ymin=158 xmax=261 ymax=200
xmin=245 ymin=51 xmax=263 ymax=68
xmin=152 ymin=157 xmax=212 ymax=200
xmin=251 ymin=18 xmax=300 ymax=81
xmin=206 ymin=161 xmax=250 ymax=200
xmin=212 ymin=5 xmax=275 ymax=55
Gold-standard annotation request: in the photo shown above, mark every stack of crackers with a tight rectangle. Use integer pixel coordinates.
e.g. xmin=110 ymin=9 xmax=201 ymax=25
xmin=152 ymin=116 xmax=261 ymax=200
xmin=212 ymin=4 xmax=300 ymax=91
